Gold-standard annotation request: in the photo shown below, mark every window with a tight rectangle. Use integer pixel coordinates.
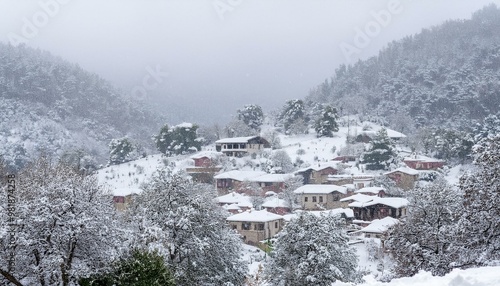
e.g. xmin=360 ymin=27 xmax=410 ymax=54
xmin=312 ymin=196 xmax=317 ymax=203
xmin=275 ymin=221 xmax=278 ymax=228
xmin=242 ymin=222 xmax=251 ymax=230
xmin=255 ymin=223 xmax=264 ymax=231
xmin=319 ymin=196 xmax=323 ymax=203
xmin=304 ymin=197 xmax=308 ymax=202
xmin=232 ymin=224 xmax=238 ymax=230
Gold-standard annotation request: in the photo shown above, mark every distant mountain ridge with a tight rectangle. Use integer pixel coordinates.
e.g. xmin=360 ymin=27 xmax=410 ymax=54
xmin=307 ymin=4 xmax=500 ymax=130
xmin=0 ymin=43 xmax=163 ymax=170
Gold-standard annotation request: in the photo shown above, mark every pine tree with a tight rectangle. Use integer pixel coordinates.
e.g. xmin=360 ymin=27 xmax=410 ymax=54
xmin=154 ymin=123 xmax=202 ymax=156
xmin=109 ymin=137 xmax=135 ymax=165
xmin=81 ymin=249 xmax=175 ymax=286
xmin=386 ymin=178 xmax=462 ymax=277
xmin=264 ymin=212 xmax=360 ymax=285
xmin=278 ymin=99 xmax=307 ymax=134
xmin=455 ymin=135 xmax=500 ymax=267
xmin=361 ymin=128 xmax=395 ymax=170
xmin=237 ymin=104 xmax=264 ymax=130
xmin=314 ymin=106 xmax=339 ymax=137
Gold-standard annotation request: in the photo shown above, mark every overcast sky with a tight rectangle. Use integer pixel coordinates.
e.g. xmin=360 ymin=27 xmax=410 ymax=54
xmin=1 ymin=0 xmax=499 ymax=124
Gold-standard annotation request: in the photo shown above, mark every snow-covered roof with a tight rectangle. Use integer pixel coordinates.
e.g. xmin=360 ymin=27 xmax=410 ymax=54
xmin=262 ymin=197 xmax=288 ymax=208
xmin=360 ymin=217 xmax=399 ymax=234
xmin=385 ymin=128 xmax=407 ymax=139
xmin=349 ymin=197 xmax=409 ymax=209
xmin=404 ymin=154 xmax=444 ymax=163
xmin=293 ymin=184 xmax=347 ymax=195
xmin=354 ymin=186 xmax=385 ymax=194
xmin=112 ymin=188 xmax=142 ymax=197
xmin=342 ymin=184 xmax=355 ymax=191
xmin=283 ymin=208 xmax=354 ymax=221
xmin=384 ymin=167 xmax=419 ymax=176
xmin=190 ymin=151 xmax=220 ymax=160
xmin=215 ymin=136 xmax=258 ymax=144
xmin=227 ymin=209 xmax=283 ymax=222
xmin=222 ymin=203 xmax=241 ymax=211
xmin=216 ymin=192 xmax=252 ymax=208
xmin=175 ymin=122 xmax=194 ymax=129
xmin=313 ymin=208 xmax=354 ymax=218
xmin=214 ymin=170 xmax=267 ymax=181
xmin=340 ymin=193 xmax=375 ymax=203
xmin=251 ymin=173 xmax=293 ymax=183
xmin=296 ymin=162 xmax=339 ymax=173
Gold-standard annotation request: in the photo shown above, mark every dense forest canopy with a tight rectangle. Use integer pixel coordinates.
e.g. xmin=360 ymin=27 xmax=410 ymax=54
xmin=0 ymin=43 xmax=162 ymax=170
xmin=307 ymin=4 xmax=500 ymax=130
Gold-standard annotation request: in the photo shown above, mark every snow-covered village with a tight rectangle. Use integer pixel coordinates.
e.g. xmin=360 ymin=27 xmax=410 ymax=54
xmin=1 ymin=1 xmax=500 ymax=286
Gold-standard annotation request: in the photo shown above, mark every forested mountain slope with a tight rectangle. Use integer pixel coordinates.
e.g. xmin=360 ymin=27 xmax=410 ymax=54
xmin=0 ymin=43 xmax=163 ymax=170
xmin=307 ymin=5 xmax=500 ymax=130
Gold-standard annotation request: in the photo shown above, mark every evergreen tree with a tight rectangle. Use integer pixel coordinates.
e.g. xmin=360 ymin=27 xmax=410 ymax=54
xmin=361 ymin=128 xmax=395 ymax=170
xmin=264 ymin=212 xmax=360 ymax=286
xmin=154 ymin=123 xmax=202 ymax=156
xmin=278 ymin=99 xmax=307 ymax=134
xmin=386 ymin=179 xmax=462 ymax=277
xmin=224 ymin=119 xmax=257 ymax=137
xmin=237 ymin=104 xmax=264 ymax=130
xmin=81 ymin=250 xmax=175 ymax=286
xmin=315 ymin=106 xmax=339 ymax=138
xmin=109 ymin=137 xmax=135 ymax=165
xmin=455 ymin=135 xmax=500 ymax=267
xmin=472 ymin=114 xmax=500 ymax=144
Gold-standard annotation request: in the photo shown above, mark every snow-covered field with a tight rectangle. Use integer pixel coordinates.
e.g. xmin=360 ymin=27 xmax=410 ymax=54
xmin=334 ymin=266 xmax=500 ymax=286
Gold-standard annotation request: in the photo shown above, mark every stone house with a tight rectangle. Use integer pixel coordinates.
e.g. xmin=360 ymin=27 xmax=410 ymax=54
xmin=227 ymin=209 xmax=284 ymax=245
xmin=293 ymin=184 xmax=348 ymax=210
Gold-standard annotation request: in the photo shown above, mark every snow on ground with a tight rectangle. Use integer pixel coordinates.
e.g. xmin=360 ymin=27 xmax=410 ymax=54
xmin=334 ymin=266 xmax=500 ymax=286
xmin=241 ymin=244 xmax=267 ymax=276
xmin=96 ymin=153 xmax=193 ymax=191
xmin=444 ymin=164 xmax=473 ymax=186
xmin=279 ymin=129 xmax=347 ymax=166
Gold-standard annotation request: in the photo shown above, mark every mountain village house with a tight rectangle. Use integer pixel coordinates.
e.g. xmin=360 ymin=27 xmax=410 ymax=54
xmin=214 ymin=170 xmax=267 ymax=195
xmin=403 ymin=154 xmax=445 ymax=170
xmin=357 ymin=217 xmax=400 ymax=239
xmin=327 ymin=174 xmax=375 ymax=189
xmin=215 ymin=136 xmax=270 ymax=157
xmin=216 ymin=192 xmax=253 ymax=214
xmin=112 ymin=188 xmax=142 ymax=211
xmin=186 ymin=151 xmax=222 ymax=183
xmin=384 ymin=167 xmax=419 ymax=190
xmin=261 ymin=197 xmax=290 ymax=215
xmin=296 ymin=162 xmax=339 ymax=184
xmin=348 ymin=197 xmax=409 ymax=221
xmin=294 ymin=184 xmax=348 ymax=210
xmin=354 ymin=186 xmax=386 ymax=197
xmin=251 ymin=173 xmax=293 ymax=193
xmin=226 ymin=209 xmax=284 ymax=245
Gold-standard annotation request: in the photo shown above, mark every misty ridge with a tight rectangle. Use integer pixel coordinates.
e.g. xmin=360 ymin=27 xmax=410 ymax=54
xmin=0 ymin=4 xmax=499 ymax=170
